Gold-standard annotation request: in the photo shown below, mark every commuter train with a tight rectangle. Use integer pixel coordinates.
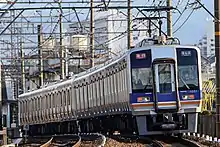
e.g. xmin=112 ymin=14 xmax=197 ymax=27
xmin=18 ymin=37 xmax=202 ymax=136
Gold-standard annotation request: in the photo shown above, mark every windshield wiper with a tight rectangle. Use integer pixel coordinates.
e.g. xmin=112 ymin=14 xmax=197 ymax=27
xmin=144 ymin=84 xmax=152 ymax=90
xmin=179 ymin=77 xmax=190 ymax=90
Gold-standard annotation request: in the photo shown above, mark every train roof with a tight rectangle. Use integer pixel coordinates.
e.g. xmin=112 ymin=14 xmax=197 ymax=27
xmin=19 ymin=50 xmax=128 ymax=98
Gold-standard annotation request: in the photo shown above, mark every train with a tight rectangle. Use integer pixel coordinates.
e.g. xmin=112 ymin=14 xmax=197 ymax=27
xmin=18 ymin=36 xmax=202 ymax=136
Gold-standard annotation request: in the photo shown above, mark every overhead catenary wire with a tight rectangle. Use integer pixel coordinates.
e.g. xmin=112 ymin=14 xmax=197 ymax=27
xmin=173 ymin=8 xmax=195 ymax=34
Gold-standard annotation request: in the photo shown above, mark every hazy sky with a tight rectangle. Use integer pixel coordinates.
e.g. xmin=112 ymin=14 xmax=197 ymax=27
xmin=174 ymin=1 xmax=214 ymax=44
xmin=0 ymin=0 xmax=215 ymax=45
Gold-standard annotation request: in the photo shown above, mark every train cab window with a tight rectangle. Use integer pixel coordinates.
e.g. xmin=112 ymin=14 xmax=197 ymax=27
xmin=130 ymin=50 xmax=152 ymax=93
xmin=176 ymin=48 xmax=199 ymax=90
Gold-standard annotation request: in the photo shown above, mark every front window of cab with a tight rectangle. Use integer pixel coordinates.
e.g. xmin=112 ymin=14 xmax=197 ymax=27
xmin=176 ymin=48 xmax=199 ymax=90
xmin=130 ymin=50 xmax=153 ymax=93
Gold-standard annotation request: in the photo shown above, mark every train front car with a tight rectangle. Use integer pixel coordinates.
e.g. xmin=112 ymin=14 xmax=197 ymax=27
xmin=129 ymin=45 xmax=202 ymax=135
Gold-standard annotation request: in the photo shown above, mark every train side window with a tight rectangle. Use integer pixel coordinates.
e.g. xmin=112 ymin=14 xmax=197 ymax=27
xmin=67 ymin=89 xmax=70 ymax=106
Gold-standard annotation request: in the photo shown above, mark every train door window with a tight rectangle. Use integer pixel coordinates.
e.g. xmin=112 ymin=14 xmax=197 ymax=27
xmin=67 ymin=89 xmax=70 ymax=106
xmin=87 ymin=83 xmax=91 ymax=108
xmin=107 ymin=74 xmax=110 ymax=104
xmin=38 ymin=97 xmax=40 ymax=111
xmin=39 ymin=97 xmax=41 ymax=111
xmin=44 ymin=95 xmax=46 ymax=110
xmin=122 ymin=69 xmax=125 ymax=100
xmin=29 ymin=99 xmax=31 ymax=113
xmin=95 ymin=79 xmax=98 ymax=107
xmin=91 ymin=80 xmax=95 ymax=107
xmin=104 ymin=75 xmax=108 ymax=105
xmin=96 ymin=78 xmax=100 ymax=106
xmin=110 ymin=74 xmax=114 ymax=103
xmin=158 ymin=64 xmax=172 ymax=93
xmin=100 ymin=77 xmax=104 ymax=106
xmin=76 ymin=85 xmax=80 ymax=110
xmin=56 ymin=93 xmax=58 ymax=107
xmin=89 ymin=82 xmax=92 ymax=108
xmin=114 ymin=72 xmax=117 ymax=102
xmin=52 ymin=93 xmax=54 ymax=108
xmin=87 ymin=82 xmax=90 ymax=109
xmin=115 ymin=71 xmax=119 ymax=102
xmin=111 ymin=73 xmax=114 ymax=103
xmin=63 ymin=90 xmax=66 ymax=106
xmin=124 ymin=68 xmax=128 ymax=96
xmin=48 ymin=94 xmax=51 ymax=109
xmin=84 ymin=83 xmax=88 ymax=109
xmin=109 ymin=74 xmax=112 ymax=104
xmin=59 ymin=91 xmax=62 ymax=107
xmin=118 ymin=70 xmax=122 ymax=102
xmin=73 ymin=86 xmax=77 ymax=110
xmin=80 ymin=84 xmax=84 ymax=110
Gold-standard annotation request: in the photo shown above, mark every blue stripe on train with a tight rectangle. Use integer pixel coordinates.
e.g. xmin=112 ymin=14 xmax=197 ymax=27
xmin=130 ymin=90 xmax=201 ymax=104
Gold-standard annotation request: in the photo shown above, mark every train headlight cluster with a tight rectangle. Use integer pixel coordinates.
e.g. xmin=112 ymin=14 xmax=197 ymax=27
xmin=137 ymin=97 xmax=150 ymax=102
xmin=182 ymin=94 xmax=195 ymax=100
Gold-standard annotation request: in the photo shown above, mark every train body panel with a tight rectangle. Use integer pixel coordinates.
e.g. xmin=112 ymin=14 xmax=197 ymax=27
xmin=18 ymin=39 xmax=202 ymax=136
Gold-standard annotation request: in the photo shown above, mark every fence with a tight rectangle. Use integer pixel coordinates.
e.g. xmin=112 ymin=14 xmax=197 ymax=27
xmin=198 ymin=114 xmax=216 ymax=137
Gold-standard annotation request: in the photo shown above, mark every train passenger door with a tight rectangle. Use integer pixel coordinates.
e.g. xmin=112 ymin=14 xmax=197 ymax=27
xmin=152 ymin=59 xmax=179 ymax=112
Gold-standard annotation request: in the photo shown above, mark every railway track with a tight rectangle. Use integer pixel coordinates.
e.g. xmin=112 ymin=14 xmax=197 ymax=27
xmin=105 ymin=134 xmax=204 ymax=147
xmin=18 ymin=136 xmax=52 ymax=146
xmin=79 ymin=133 xmax=106 ymax=147
xmin=50 ymin=134 xmax=81 ymax=147
xmin=151 ymin=135 xmax=202 ymax=147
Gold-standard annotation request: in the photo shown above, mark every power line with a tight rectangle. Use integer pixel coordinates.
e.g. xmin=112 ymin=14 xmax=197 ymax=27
xmin=173 ymin=9 xmax=195 ymax=34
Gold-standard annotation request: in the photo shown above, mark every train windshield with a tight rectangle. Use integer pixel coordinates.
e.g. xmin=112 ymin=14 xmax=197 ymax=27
xmin=176 ymin=48 xmax=199 ymax=90
xmin=130 ymin=50 xmax=153 ymax=93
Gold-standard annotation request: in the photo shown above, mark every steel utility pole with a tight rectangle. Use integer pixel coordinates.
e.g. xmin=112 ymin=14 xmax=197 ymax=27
xmin=127 ymin=0 xmax=132 ymax=48
xmin=167 ymin=0 xmax=172 ymax=37
xmin=59 ymin=14 xmax=65 ymax=79
xmin=20 ymin=39 xmax=25 ymax=93
xmin=214 ymin=0 xmax=220 ymax=138
xmin=90 ymin=0 xmax=95 ymax=67
xmin=37 ymin=25 xmax=43 ymax=88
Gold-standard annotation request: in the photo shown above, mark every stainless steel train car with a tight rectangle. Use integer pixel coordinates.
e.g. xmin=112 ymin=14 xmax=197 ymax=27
xmin=18 ymin=38 xmax=202 ymax=136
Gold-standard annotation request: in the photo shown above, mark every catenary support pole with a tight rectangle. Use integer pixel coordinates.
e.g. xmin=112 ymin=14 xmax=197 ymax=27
xmin=214 ymin=0 xmax=220 ymax=138
xmin=37 ymin=25 xmax=43 ymax=87
xmin=90 ymin=0 xmax=95 ymax=67
xmin=167 ymin=0 xmax=172 ymax=37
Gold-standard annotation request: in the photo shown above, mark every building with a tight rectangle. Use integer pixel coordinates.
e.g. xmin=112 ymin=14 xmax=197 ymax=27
xmin=197 ymin=18 xmax=215 ymax=58
xmin=197 ymin=35 xmax=215 ymax=58
xmin=67 ymin=9 xmax=153 ymax=61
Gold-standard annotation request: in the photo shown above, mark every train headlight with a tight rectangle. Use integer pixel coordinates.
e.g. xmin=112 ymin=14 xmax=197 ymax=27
xmin=182 ymin=94 xmax=195 ymax=100
xmin=137 ymin=97 xmax=150 ymax=102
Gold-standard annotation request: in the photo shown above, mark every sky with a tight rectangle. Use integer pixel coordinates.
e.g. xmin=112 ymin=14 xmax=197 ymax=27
xmin=173 ymin=0 xmax=214 ymax=44
xmin=0 ymin=0 xmax=215 ymax=46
